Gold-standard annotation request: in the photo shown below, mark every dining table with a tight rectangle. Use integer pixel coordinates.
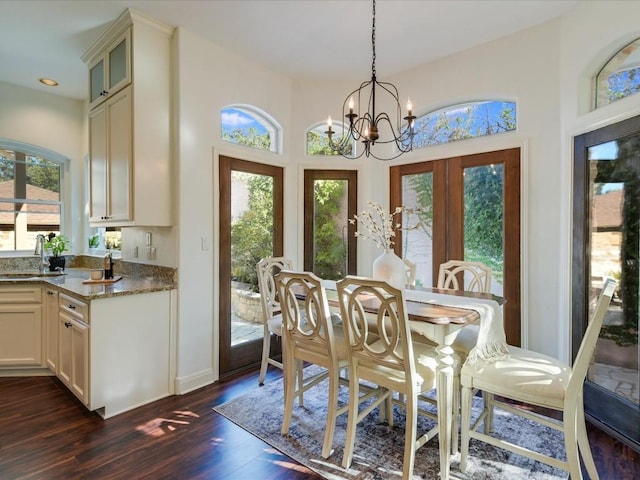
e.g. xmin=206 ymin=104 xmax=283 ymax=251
xmin=322 ymin=281 xmax=505 ymax=480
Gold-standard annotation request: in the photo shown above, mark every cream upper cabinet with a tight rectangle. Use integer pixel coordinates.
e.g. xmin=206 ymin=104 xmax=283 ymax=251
xmin=83 ymin=9 xmax=173 ymax=227
xmin=89 ymin=86 xmax=133 ymax=223
xmin=88 ymin=29 xmax=131 ymax=110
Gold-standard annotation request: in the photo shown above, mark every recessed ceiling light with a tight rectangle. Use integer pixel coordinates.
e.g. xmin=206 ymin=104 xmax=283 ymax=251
xmin=39 ymin=78 xmax=59 ymax=87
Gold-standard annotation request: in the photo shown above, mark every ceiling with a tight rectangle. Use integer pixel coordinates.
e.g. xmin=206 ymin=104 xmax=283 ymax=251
xmin=2 ymin=0 xmax=580 ymax=101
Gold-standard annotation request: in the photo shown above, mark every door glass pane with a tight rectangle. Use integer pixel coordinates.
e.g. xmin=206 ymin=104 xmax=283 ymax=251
xmin=401 ymin=172 xmax=434 ymax=287
xmin=230 ymin=171 xmax=274 ymax=346
xmin=312 ymin=179 xmax=348 ymax=280
xmin=463 ymin=164 xmax=504 ymax=296
xmin=588 ymin=139 xmax=639 ymax=406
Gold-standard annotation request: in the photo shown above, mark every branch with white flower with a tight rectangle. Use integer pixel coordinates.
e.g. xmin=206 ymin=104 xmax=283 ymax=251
xmin=349 ymin=201 xmax=404 ymax=250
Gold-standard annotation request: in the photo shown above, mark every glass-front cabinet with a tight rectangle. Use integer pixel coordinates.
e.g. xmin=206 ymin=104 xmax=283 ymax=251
xmin=88 ymin=29 xmax=131 ymax=110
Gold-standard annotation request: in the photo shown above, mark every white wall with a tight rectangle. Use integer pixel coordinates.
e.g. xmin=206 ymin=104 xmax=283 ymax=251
xmin=0 ymin=81 xmax=86 ymax=252
xmin=172 ymin=27 xmax=294 ymax=391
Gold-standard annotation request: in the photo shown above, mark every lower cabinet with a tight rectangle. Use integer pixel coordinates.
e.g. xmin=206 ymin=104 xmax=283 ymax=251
xmin=0 ymin=287 xmax=43 ymax=367
xmin=58 ymin=293 xmax=89 ymax=405
xmin=1 ymin=285 xmax=175 ymax=418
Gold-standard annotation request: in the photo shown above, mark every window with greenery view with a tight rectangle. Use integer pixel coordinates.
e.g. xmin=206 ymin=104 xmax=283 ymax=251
xmin=306 ymin=122 xmax=354 ymax=156
xmin=0 ymin=142 xmax=63 ymax=251
xmin=412 ymin=100 xmax=516 ymax=148
xmin=221 ymin=105 xmax=281 ymax=153
xmin=230 ymin=171 xmax=274 ymax=291
xmin=594 ymin=37 xmax=640 ymax=109
xmin=304 ymin=170 xmax=357 ymax=279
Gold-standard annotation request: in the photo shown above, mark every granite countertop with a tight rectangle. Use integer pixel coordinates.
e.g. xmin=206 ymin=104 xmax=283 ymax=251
xmin=0 ymin=268 xmax=176 ymax=301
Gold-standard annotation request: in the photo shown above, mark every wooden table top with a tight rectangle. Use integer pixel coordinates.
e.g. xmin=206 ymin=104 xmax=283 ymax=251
xmin=320 ymin=284 xmax=504 ymax=326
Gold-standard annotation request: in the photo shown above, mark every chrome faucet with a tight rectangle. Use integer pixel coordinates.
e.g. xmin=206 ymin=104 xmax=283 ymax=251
xmin=34 ymin=234 xmax=48 ymax=274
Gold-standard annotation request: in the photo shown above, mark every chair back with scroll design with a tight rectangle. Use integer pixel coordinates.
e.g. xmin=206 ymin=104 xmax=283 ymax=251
xmin=404 ymin=258 xmax=417 ymax=286
xmin=256 ymin=256 xmax=293 ymax=385
xmin=276 ymin=270 xmax=348 ymax=459
xmin=437 ymin=260 xmax=491 ymax=293
xmin=337 ymin=276 xmax=440 ymax=480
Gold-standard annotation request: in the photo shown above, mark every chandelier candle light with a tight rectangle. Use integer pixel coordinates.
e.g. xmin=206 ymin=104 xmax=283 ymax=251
xmin=325 ymin=0 xmax=416 ymax=161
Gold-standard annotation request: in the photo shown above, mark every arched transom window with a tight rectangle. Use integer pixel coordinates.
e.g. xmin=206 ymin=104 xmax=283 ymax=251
xmin=220 ymin=105 xmax=282 ymax=154
xmin=412 ymin=100 xmax=516 ymax=149
xmin=594 ymin=38 xmax=640 ymax=109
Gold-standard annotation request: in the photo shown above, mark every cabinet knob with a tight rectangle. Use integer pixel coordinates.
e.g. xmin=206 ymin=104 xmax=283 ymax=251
xmin=47 ymin=290 xmax=55 ymax=295
xmin=100 ymin=90 xmax=109 ymax=96
xmin=67 ymin=304 xmax=76 ymax=310
xmin=64 ymin=322 xmax=72 ymax=328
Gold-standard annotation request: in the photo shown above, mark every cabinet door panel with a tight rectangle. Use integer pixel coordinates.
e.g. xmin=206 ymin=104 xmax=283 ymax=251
xmin=89 ymin=104 xmax=108 ymax=222
xmin=58 ymin=315 xmax=72 ymax=384
xmin=58 ymin=313 xmax=89 ymax=405
xmin=106 ymin=87 xmax=132 ymax=222
xmin=0 ymin=305 xmax=42 ymax=366
xmin=71 ymin=320 xmax=88 ymax=402
xmin=45 ymin=290 xmax=59 ymax=372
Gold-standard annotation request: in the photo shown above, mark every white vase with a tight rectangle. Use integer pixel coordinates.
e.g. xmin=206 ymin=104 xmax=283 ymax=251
xmin=372 ymin=249 xmax=406 ymax=290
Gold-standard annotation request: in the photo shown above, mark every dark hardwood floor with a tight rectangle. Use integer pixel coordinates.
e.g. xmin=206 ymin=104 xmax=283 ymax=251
xmin=1 ymin=368 xmax=638 ymax=479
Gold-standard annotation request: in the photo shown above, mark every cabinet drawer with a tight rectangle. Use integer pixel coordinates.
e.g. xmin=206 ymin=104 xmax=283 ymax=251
xmin=0 ymin=287 xmax=42 ymax=304
xmin=59 ymin=293 xmax=88 ymax=323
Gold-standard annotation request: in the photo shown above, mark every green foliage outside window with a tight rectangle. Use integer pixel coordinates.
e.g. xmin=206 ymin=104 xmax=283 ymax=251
xmin=313 ymin=180 xmax=347 ymax=279
xmin=306 ymin=130 xmax=353 ymax=156
xmin=223 ymin=127 xmax=271 ymax=150
xmin=412 ymin=101 xmax=516 ymax=149
xmin=463 ymin=165 xmax=504 ymax=278
xmin=230 ymin=172 xmax=274 ymax=291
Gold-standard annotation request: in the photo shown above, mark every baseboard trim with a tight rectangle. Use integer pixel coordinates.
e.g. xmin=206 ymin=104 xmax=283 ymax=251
xmin=174 ymin=368 xmax=215 ymax=394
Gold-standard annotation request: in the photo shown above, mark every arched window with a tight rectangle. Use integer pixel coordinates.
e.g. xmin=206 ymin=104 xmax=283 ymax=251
xmin=306 ymin=122 xmax=356 ymax=156
xmin=220 ymin=105 xmax=282 ymax=154
xmin=594 ymin=38 xmax=640 ymax=109
xmin=412 ymin=100 xmax=516 ymax=149
xmin=0 ymin=139 xmax=65 ymax=252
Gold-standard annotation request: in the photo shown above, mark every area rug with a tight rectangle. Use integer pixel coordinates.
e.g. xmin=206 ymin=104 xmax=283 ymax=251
xmin=213 ymin=367 xmax=569 ymax=480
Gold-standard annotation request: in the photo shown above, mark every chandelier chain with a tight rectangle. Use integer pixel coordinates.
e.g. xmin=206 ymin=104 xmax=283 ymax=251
xmin=324 ymin=0 xmax=415 ymax=160
xmin=371 ymin=0 xmax=376 ymax=78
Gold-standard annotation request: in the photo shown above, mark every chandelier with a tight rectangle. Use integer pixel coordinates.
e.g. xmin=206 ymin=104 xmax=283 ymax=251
xmin=325 ymin=0 xmax=416 ymax=161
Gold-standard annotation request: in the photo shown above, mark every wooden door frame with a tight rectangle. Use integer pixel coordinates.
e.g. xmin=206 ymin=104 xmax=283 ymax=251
xmin=390 ymin=148 xmax=521 ymax=345
xmin=573 ymin=115 xmax=640 ymax=451
xmin=218 ymin=155 xmax=284 ymax=377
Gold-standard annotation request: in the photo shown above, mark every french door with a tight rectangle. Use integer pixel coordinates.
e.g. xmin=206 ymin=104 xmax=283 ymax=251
xmin=573 ymin=116 xmax=640 ymax=450
xmin=219 ymin=156 xmax=283 ymax=377
xmin=303 ymin=170 xmax=358 ymax=279
xmin=390 ymin=148 xmax=521 ymax=345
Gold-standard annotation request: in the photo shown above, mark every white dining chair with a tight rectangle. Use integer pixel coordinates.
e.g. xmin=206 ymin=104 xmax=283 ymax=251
xmin=460 ymin=278 xmax=617 ymax=479
xmin=437 ymin=259 xmax=492 ymax=293
xmin=404 ymin=258 xmax=417 ymax=286
xmin=257 ymin=256 xmax=296 ymax=386
xmin=437 ymin=259 xmax=493 ymax=355
xmin=275 ymin=270 xmax=350 ymax=459
xmin=337 ymin=276 xmax=441 ymax=480
xmin=412 ymin=259 xmax=495 ymax=442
